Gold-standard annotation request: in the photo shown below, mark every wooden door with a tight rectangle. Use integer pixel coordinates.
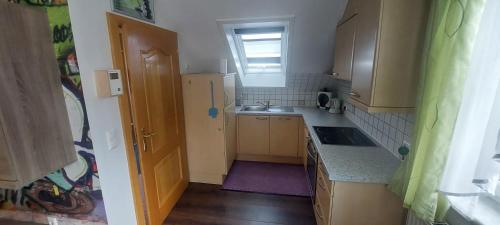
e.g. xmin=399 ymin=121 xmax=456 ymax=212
xmin=269 ymin=116 xmax=299 ymax=157
xmin=333 ymin=17 xmax=357 ymax=81
xmin=350 ymin=0 xmax=381 ymax=106
xmin=237 ymin=115 xmax=270 ymax=155
xmin=107 ymin=14 xmax=188 ymax=225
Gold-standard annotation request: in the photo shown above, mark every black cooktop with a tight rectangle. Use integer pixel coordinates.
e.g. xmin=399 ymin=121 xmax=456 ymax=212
xmin=313 ymin=126 xmax=376 ymax=146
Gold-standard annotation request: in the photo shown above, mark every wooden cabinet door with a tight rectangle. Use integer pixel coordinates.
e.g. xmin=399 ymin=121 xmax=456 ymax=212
xmin=224 ymin=103 xmax=237 ymax=173
xmin=238 ymin=115 xmax=270 ymax=155
xmin=350 ymin=0 xmax=381 ymax=106
xmin=340 ymin=0 xmax=359 ymax=23
xmin=182 ymin=74 xmax=225 ymax=179
xmin=303 ymin=126 xmax=310 ymax=168
xmin=270 ymin=116 xmax=299 ymax=157
xmin=330 ymin=182 xmax=405 ymax=225
xmin=333 ymin=17 xmax=357 ymax=81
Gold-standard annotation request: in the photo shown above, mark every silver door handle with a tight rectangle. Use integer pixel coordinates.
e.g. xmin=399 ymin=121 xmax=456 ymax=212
xmin=141 ymin=128 xmax=156 ymax=152
xmin=256 ymin=117 xmax=268 ymax=120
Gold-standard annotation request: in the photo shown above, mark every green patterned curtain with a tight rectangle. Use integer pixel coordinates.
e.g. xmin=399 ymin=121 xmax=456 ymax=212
xmin=389 ymin=0 xmax=487 ymax=223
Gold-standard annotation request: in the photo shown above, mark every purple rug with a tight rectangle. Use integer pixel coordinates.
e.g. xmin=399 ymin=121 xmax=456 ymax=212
xmin=222 ymin=161 xmax=311 ymax=197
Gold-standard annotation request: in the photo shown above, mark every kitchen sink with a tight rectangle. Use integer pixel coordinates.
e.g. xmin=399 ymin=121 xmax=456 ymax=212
xmin=241 ymin=105 xmax=267 ymax=111
xmin=241 ymin=105 xmax=294 ymax=113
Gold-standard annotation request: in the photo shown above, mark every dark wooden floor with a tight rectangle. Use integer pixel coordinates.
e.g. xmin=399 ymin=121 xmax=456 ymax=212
xmin=0 ymin=219 xmax=42 ymax=225
xmin=163 ymin=183 xmax=316 ymax=225
xmin=0 ymin=183 xmax=316 ymax=225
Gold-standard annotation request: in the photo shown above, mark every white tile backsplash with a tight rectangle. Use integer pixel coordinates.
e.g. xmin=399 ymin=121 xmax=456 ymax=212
xmin=332 ymin=79 xmax=415 ymax=159
xmin=235 ymin=73 xmax=337 ymax=107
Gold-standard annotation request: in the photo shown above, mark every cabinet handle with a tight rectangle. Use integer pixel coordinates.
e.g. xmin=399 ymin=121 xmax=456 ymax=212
xmin=349 ymin=90 xmax=361 ymax=98
xmin=332 ymin=72 xmax=340 ymax=77
xmin=256 ymin=117 xmax=268 ymax=120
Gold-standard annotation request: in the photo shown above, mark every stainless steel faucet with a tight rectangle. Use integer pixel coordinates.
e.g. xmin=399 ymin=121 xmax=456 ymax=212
xmin=256 ymin=100 xmax=270 ymax=110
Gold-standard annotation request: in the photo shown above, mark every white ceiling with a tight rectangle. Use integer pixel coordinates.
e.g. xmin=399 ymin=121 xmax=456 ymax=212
xmin=154 ymin=0 xmax=347 ymax=74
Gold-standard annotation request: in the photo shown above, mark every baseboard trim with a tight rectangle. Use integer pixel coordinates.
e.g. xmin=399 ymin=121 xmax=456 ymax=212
xmin=236 ymin=154 xmax=303 ymax=165
xmin=189 ymin=171 xmax=224 ymax=185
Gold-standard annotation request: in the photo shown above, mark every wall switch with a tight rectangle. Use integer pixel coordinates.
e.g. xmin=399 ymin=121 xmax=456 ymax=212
xmin=106 ymin=129 xmax=119 ymax=151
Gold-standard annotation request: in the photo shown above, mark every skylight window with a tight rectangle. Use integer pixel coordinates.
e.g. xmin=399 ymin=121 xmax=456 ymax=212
xmin=219 ymin=18 xmax=293 ymax=87
xmin=234 ymin=27 xmax=287 ymax=77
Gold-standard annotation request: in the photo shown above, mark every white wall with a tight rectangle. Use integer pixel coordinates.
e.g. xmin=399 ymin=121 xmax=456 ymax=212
xmin=154 ymin=0 xmax=347 ymax=74
xmin=67 ymin=1 xmax=137 ymax=225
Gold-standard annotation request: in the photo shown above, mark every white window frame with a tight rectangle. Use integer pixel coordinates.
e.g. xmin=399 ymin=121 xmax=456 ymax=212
xmin=217 ymin=16 xmax=295 ymax=87
xmin=233 ymin=27 xmax=288 ymax=76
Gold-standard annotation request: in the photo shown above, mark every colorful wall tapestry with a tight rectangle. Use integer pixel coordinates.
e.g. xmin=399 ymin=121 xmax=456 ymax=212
xmin=0 ymin=0 xmax=105 ymax=222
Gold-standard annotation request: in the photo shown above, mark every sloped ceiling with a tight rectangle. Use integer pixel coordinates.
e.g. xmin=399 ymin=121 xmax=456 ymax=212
xmin=155 ymin=0 xmax=347 ymax=74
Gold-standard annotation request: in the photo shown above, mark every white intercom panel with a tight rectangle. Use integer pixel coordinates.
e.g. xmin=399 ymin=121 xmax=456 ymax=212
xmin=94 ymin=69 xmax=123 ymax=97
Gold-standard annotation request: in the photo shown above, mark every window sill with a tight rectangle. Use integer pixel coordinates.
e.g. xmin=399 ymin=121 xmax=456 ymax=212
xmin=447 ymin=195 xmax=500 ymax=225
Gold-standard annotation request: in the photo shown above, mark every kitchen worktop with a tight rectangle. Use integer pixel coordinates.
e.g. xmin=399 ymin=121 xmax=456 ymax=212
xmin=236 ymin=106 xmax=401 ymax=184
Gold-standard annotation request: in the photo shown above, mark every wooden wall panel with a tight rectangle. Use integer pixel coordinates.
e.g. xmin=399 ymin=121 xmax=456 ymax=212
xmin=0 ymin=2 xmax=76 ymax=189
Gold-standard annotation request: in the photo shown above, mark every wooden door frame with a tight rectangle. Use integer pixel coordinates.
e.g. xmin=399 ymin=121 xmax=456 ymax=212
xmin=106 ymin=13 xmax=166 ymax=225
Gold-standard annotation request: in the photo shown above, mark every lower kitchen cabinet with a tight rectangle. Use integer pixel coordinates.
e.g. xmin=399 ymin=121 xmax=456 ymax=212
xmin=303 ymin=123 xmax=310 ymax=168
xmin=315 ymin=158 xmax=405 ymax=225
xmin=270 ymin=116 xmax=299 ymax=157
xmin=237 ymin=115 xmax=270 ymax=155
xmin=237 ymin=115 xmax=303 ymax=163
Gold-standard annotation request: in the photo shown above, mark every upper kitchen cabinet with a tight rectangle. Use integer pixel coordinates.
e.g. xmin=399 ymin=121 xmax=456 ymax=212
xmin=339 ymin=0 xmax=359 ymax=24
xmin=332 ymin=16 xmax=357 ymax=81
xmin=0 ymin=2 xmax=77 ymax=189
xmin=336 ymin=0 xmax=429 ymax=112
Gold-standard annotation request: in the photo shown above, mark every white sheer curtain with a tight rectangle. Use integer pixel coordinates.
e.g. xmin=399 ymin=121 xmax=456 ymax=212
xmin=439 ymin=0 xmax=500 ymax=223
